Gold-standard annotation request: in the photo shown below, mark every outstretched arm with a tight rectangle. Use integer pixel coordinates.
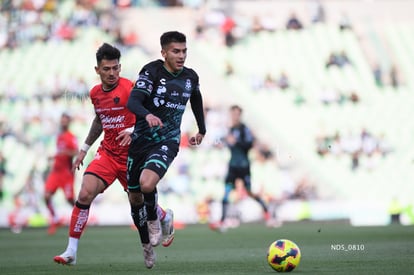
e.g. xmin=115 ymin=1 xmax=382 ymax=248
xmin=73 ymin=114 xmax=103 ymax=170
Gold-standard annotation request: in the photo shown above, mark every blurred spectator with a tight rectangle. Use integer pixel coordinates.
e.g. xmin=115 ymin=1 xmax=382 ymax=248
xmin=309 ymin=0 xmax=326 ymax=24
xmin=389 ymin=65 xmax=400 ymax=88
xmin=251 ymin=15 xmax=264 ymax=34
xmin=316 ymin=129 xmax=393 ymax=170
xmin=121 ymin=30 xmax=139 ymax=47
xmin=194 ymin=19 xmax=205 ymax=40
xmin=8 ymin=165 xmax=44 ymax=233
xmin=256 ymin=71 xmax=291 ymax=92
xmin=377 ymin=133 xmax=393 ymax=157
xmin=351 ymin=151 xmax=360 ymax=171
xmin=325 ymin=51 xmax=351 ymax=68
xmin=291 ymin=176 xmax=317 ymax=200
xmin=361 ymin=129 xmax=376 ymax=155
xmin=319 ymin=87 xmax=358 ymax=106
xmin=338 ymin=12 xmax=352 ymax=31
xmin=316 ymin=134 xmax=329 ymax=156
xmin=263 ymin=73 xmax=276 ymax=89
xmin=66 ymin=76 xmax=89 ymax=100
xmin=225 ymin=61 xmax=234 ymax=76
xmin=113 ymin=0 xmax=140 ymax=8
xmin=98 ymin=10 xmax=117 ymax=34
xmin=325 ymin=53 xmax=338 ymax=68
xmin=329 ymin=132 xmax=343 ymax=156
xmin=349 ymin=91 xmax=360 ymax=104
xmin=0 ymin=0 xmax=119 ymax=49
xmin=336 ymin=50 xmax=351 ymax=67
xmin=277 ymin=71 xmax=290 ymax=90
xmin=0 ymin=120 xmax=13 ymax=139
xmin=373 ymin=63 xmax=383 ymax=88
xmin=221 ymin=15 xmax=236 ymax=47
xmin=256 ymin=143 xmax=274 ymax=161
xmin=294 ymin=91 xmax=306 ymax=106
xmin=156 ymin=0 xmax=183 ymax=6
xmin=286 ymin=12 xmax=303 ymax=30
xmin=0 ymin=152 xmax=6 ymax=201
xmin=53 ymin=19 xmax=76 ymax=41
xmin=70 ymin=2 xmax=98 ymax=27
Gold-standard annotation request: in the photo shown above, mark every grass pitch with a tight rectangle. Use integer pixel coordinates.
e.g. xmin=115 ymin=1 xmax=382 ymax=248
xmin=0 ymin=221 xmax=413 ymax=274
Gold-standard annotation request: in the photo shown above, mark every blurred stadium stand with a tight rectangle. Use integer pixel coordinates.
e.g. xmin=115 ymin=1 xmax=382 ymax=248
xmin=1 ymin=0 xmax=413 ymax=228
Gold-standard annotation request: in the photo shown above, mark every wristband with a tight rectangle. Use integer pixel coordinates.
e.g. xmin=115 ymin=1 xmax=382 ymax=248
xmin=80 ymin=143 xmax=90 ymax=153
xmin=125 ymin=126 xmax=134 ymax=134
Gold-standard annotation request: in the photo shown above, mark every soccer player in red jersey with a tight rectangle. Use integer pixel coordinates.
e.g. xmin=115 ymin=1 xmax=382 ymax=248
xmin=44 ymin=112 xmax=78 ymax=235
xmin=53 ymin=43 xmax=174 ymax=268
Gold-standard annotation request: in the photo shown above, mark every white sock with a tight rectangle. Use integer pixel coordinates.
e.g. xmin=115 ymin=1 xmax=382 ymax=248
xmin=156 ymin=206 xmax=161 ymax=221
xmin=67 ymin=237 xmax=79 ymax=254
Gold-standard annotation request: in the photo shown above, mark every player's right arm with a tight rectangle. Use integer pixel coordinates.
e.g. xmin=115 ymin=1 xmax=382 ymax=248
xmin=127 ymin=90 xmax=163 ymax=128
xmin=73 ymin=114 xmax=103 ymax=170
xmin=127 ymin=67 xmax=163 ymax=128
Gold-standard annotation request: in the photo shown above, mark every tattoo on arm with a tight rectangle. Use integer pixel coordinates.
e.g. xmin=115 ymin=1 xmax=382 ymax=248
xmin=84 ymin=115 xmax=103 ymax=145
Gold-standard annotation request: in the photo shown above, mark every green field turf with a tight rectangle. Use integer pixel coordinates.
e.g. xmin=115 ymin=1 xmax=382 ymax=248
xmin=0 ymin=221 xmax=413 ymax=274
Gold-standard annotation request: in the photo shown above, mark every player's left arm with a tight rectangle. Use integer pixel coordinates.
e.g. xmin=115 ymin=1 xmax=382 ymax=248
xmin=189 ymin=84 xmax=206 ymax=146
xmin=73 ymin=114 xmax=102 ymax=170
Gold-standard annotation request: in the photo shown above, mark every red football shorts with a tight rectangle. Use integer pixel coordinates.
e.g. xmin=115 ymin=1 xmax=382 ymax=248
xmin=84 ymin=149 xmax=128 ymax=191
xmin=44 ymin=170 xmax=75 ymax=200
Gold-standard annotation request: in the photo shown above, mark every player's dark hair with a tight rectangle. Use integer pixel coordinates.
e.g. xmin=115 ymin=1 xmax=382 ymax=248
xmin=160 ymin=31 xmax=186 ymax=49
xmin=96 ymin=43 xmax=121 ymax=65
xmin=61 ymin=112 xmax=72 ymax=120
xmin=230 ymin=105 xmax=242 ymax=113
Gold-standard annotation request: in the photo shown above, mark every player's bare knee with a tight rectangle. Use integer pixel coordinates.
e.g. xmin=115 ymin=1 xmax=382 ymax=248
xmin=139 ymin=178 xmax=156 ymax=193
xmin=77 ymin=188 xmax=95 ymax=205
xmin=140 ymin=182 xmax=155 ymax=194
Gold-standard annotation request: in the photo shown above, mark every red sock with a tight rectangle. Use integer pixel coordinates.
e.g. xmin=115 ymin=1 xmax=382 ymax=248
xmin=69 ymin=201 xmax=90 ymax=239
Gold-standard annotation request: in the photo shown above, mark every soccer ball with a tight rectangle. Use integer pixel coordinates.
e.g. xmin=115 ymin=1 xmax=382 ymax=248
xmin=267 ymin=239 xmax=301 ymax=272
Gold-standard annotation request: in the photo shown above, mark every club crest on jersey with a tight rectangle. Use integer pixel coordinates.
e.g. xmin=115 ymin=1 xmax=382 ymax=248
xmin=136 ymin=81 xmax=146 ymax=88
xmin=161 ymin=145 xmax=169 ymax=152
xmin=157 ymin=86 xmax=166 ymax=95
xmin=153 ymin=97 xmax=165 ymax=107
xmin=185 ymin=79 xmax=192 ymax=91
xmin=113 ymin=96 xmax=120 ymax=104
